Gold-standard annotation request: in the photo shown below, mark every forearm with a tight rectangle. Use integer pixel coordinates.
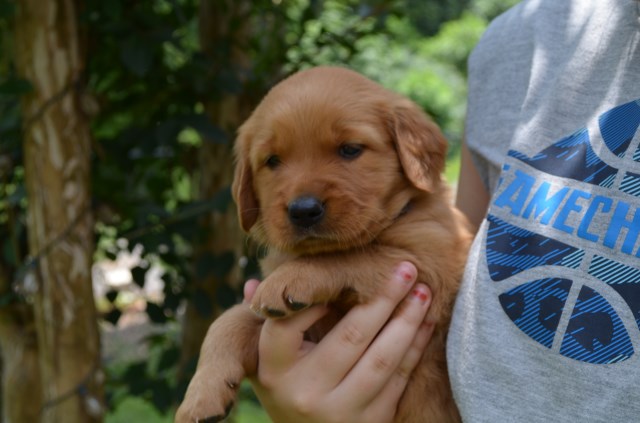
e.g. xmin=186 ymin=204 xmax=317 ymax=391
xmin=455 ymin=142 xmax=490 ymax=234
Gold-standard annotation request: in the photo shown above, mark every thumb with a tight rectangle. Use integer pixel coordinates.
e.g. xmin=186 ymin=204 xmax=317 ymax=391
xmin=243 ymin=279 xmax=261 ymax=303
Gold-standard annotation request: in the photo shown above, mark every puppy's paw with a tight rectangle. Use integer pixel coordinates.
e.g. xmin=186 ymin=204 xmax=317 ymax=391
xmin=250 ymin=288 xmax=311 ymax=318
xmin=250 ymin=265 xmax=337 ymax=318
xmin=250 ymin=283 xmax=308 ymax=318
xmin=175 ymin=369 xmax=241 ymax=423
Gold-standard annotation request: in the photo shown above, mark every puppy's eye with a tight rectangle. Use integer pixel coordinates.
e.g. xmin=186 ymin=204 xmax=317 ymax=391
xmin=265 ymin=155 xmax=281 ymax=169
xmin=338 ymin=144 xmax=363 ymax=160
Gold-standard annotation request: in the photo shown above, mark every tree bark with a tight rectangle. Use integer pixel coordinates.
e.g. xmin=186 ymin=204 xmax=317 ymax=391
xmin=14 ymin=0 xmax=103 ymax=422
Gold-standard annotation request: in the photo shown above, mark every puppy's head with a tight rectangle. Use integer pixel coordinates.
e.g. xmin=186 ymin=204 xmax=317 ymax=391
xmin=232 ymin=66 xmax=447 ymax=254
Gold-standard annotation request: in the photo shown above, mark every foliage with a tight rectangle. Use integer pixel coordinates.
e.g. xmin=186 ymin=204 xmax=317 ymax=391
xmin=106 ymin=397 xmax=174 ymax=423
xmin=0 ymin=0 xmax=28 ymax=314
xmin=0 ymin=0 xmax=521 ymax=419
xmin=351 ymin=12 xmax=487 ymax=151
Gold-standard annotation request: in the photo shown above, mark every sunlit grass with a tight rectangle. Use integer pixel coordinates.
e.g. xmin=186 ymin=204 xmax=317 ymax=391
xmin=106 ymin=397 xmax=173 ymax=423
xmin=106 ymin=390 xmax=272 ymax=423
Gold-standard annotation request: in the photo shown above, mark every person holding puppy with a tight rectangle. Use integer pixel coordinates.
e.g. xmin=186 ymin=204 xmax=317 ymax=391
xmin=245 ymin=0 xmax=640 ymax=421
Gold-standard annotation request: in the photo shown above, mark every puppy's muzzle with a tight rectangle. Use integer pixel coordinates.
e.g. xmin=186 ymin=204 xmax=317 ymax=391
xmin=288 ymin=196 xmax=324 ymax=229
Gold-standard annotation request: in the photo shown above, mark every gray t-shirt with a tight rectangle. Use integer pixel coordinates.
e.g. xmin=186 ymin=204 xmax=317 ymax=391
xmin=447 ymin=0 xmax=640 ymax=421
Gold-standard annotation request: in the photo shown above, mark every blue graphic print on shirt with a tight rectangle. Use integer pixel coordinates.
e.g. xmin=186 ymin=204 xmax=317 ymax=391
xmin=486 ymin=99 xmax=640 ymax=364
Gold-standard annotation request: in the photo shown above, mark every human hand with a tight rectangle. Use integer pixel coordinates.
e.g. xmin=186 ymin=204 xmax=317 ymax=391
xmin=243 ymin=262 xmax=434 ymax=423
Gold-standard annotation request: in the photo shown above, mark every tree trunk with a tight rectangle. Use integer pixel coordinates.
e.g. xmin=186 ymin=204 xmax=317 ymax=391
xmin=0 ymin=262 xmax=41 ymax=423
xmin=178 ymin=0 xmax=258 ymax=379
xmin=14 ymin=1 xmax=103 ymax=422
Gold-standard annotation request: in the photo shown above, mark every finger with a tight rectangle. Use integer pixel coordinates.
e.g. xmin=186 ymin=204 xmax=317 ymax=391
xmin=335 ymin=283 xmax=432 ymax=401
xmin=309 ymin=262 xmax=417 ymax=387
xmin=243 ymin=279 xmax=261 ymax=304
xmin=391 ymin=321 xmax=435 ymax=386
xmin=259 ymin=305 xmax=329 ymax=373
xmin=362 ymin=321 xmax=435 ymax=422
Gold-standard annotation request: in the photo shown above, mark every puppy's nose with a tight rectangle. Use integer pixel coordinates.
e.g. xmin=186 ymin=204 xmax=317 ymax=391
xmin=288 ymin=196 xmax=324 ymax=228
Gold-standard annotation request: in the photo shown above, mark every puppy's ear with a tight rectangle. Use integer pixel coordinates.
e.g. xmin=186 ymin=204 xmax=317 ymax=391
xmin=390 ymin=101 xmax=447 ymax=193
xmin=232 ymin=133 xmax=259 ymax=232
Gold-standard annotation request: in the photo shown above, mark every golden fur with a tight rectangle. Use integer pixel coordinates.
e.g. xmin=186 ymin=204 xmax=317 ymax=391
xmin=176 ymin=66 xmax=471 ymax=423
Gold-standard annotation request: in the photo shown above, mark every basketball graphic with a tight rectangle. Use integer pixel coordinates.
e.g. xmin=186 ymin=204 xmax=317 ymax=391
xmin=487 ymin=99 xmax=640 ymax=364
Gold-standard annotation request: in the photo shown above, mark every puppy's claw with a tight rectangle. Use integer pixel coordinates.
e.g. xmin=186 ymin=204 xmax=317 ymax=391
xmin=197 ymin=402 xmax=234 ymax=423
xmin=264 ymin=307 xmax=286 ymax=318
xmin=249 ymin=302 xmax=287 ymax=318
xmin=286 ymin=295 xmax=308 ymax=311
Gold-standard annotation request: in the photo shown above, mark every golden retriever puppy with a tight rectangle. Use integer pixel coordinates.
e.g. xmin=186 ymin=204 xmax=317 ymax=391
xmin=176 ymin=66 xmax=471 ymax=423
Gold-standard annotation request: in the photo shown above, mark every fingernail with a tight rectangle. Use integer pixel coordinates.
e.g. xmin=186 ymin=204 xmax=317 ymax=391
xmin=395 ymin=262 xmax=416 ymax=284
xmin=411 ymin=285 xmax=430 ymax=303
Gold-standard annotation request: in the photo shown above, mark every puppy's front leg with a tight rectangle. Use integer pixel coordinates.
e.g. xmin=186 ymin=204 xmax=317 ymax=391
xmin=175 ymin=304 xmax=263 ymax=423
xmin=251 ymin=247 xmax=415 ymax=318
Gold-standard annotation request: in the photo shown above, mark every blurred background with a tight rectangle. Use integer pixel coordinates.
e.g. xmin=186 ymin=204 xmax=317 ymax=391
xmin=0 ymin=0 xmax=517 ymax=421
